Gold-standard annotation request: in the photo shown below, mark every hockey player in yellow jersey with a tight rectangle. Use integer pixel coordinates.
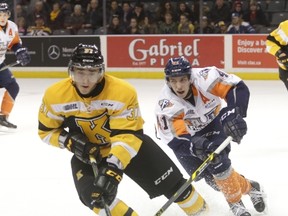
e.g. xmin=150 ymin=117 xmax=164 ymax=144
xmin=38 ymin=43 xmax=209 ymax=216
xmin=0 ymin=3 xmax=30 ymax=129
xmin=266 ymin=20 xmax=288 ymax=91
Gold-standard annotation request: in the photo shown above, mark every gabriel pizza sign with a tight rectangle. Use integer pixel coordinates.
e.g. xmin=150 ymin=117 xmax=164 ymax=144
xmin=107 ymin=35 xmax=224 ymax=68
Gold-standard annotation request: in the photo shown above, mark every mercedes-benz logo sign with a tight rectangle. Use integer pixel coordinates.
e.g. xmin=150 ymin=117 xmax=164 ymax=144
xmin=48 ymin=45 xmax=61 ymax=60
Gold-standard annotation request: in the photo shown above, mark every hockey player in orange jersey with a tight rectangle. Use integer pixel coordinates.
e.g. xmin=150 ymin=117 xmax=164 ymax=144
xmin=155 ymin=56 xmax=267 ymax=216
xmin=0 ymin=3 xmax=31 ymax=129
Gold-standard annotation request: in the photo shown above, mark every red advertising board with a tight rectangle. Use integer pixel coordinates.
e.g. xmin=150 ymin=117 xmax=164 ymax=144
xmin=232 ymin=35 xmax=278 ymax=68
xmin=107 ymin=35 xmax=224 ymax=68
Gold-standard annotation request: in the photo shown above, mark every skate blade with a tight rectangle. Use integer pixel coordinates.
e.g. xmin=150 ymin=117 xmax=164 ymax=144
xmin=0 ymin=125 xmax=17 ymax=133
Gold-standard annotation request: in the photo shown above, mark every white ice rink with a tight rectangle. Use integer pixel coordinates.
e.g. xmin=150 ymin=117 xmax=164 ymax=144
xmin=1 ymin=78 xmax=287 ymax=216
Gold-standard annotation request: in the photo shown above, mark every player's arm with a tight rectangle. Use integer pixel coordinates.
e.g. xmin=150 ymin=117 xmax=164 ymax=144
xmin=266 ymin=21 xmax=288 ymax=67
xmin=107 ymin=88 xmax=144 ymax=169
xmin=219 ymin=81 xmax=249 ymax=144
xmin=203 ymin=67 xmax=249 ymax=143
xmin=203 ymin=67 xmax=249 ymax=115
xmin=38 ymin=95 xmax=64 ymax=148
xmin=8 ymin=26 xmax=31 ymax=66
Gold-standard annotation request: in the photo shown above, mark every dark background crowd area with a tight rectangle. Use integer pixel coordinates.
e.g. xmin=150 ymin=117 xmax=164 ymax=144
xmin=5 ymin=0 xmax=288 ymax=36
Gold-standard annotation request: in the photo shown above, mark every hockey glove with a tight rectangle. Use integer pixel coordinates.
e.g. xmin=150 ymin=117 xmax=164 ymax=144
xmin=191 ymin=136 xmax=221 ymax=163
xmin=60 ymin=131 xmax=101 ymax=164
xmin=220 ymin=107 xmax=247 ymax=144
xmin=275 ymin=50 xmax=288 ymax=68
xmin=91 ymin=164 xmax=123 ymax=208
xmin=15 ymin=47 xmax=31 ymax=66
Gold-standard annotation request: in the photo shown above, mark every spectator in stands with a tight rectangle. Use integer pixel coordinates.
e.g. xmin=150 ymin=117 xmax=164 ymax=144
xmin=226 ymin=12 xmax=256 ymax=34
xmin=156 ymin=0 xmax=176 ymax=22
xmin=107 ymin=14 xmax=124 ymax=34
xmin=106 ymin=0 xmax=123 ymax=24
xmin=18 ymin=0 xmax=31 ymax=6
xmin=194 ymin=16 xmax=214 ymax=34
xmin=158 ymin=11 xmax=178 ymax=34
xmin=84 ymin=0 xmax=103 ymax=32
xmin=214 ymin=20 xmax=227 ymax=34
xmin=202 ymin=2 xmax=211 ymax=20
xmin=176 ymin=1 xmax=195 ymax=23
xmin=48 ymin=2 xmax=65 ymax=31
xmin=130 ymin=2 xmax=146 ymax=25
xmin=189 ymin=1 xmax=200 ymax=25
xmin=242 ymin=0 xmax=269 ymax=33
xmin=64 ymin=4 xmax=86 ymax=34
xmin=71 ymin=0 xmax=90 ymax=11
xmin=15 ymin=3 xmax=28 ymax=20
xmin=178 ymin=12 xmax=194 ymax=34
xmin=26 ymin=14 xmax=52 ymax=36
xmin=231 ymin=1 xmax=244 ymax=18
xmin=61 ymin=1 xmax=73 ymax=17
xmin=16 ymin=16 xmax=27 ymax=36
xmin=125 ymin=16 xmax=143 ymax=34
xmin=27 ymin=0 xmax=49 ymax=27
xmin=141 ymin=14 xmax=158 ymax=34
xmin=210 ymin=0 xmax=231 ymax=25
xmin=121 ymin=1 xmax=133 ymax=28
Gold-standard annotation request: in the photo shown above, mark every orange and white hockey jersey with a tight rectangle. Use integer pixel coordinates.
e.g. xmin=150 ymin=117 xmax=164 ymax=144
xmin=0 ymin=20 xmax=21 ymax=64
xmin=155 ymin=66 xmax=242 ymax=145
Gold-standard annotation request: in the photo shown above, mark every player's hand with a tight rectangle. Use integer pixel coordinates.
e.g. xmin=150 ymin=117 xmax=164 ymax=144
xmin=61 ymin=132 xmax=102 ymax=164
xmin=220 ymin=107 xmax=247 ymax=144
xmin=15 ymin=47 xmax=31 ymax=66
xmin=275 ymin=50 xmax=288 ymax=68
xmin=91 ymin=164 xmax=123 ymax=208
xmin=191 ymin=136 xmax=220 ymax=162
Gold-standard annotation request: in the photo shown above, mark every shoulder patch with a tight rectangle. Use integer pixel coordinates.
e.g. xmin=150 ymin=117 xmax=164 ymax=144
xmin=199 ymin=68 xmax=209 ymax=79
xmin=158 ymin=99 xmax=173 ymax=111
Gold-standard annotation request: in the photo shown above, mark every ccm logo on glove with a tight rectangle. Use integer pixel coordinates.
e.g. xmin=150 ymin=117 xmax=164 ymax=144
xmin=106 ymin=170 xmax=122 ymax=182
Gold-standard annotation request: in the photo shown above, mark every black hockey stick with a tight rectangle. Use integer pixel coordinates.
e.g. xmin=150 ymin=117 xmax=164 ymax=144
xmin=154 ymin=136 xmax=233 ymax=216
xmin=90 ymin=156 xmax=112 ymax=216
xmin=0 ymin=60 xmax=21 ymax=72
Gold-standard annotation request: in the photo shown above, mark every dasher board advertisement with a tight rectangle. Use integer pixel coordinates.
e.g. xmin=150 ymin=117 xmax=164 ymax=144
xmin=5 ymin=36 xmax=101 ymax=67
xmin=107 ymin=35 xmax=225 ymax=68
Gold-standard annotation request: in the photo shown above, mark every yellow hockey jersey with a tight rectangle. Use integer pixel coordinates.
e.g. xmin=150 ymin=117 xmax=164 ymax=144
xmin=38 ymin=75 xmax=144 ymax=168
xmin=266 ymin=20 xmax=288 ymax=70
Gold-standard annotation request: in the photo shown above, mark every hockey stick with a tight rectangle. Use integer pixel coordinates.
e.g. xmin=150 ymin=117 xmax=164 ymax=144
xmin=89 ymin=156 xmax=112 ymax=216
xmin=154 ymin=136 xmax=233 ymax=216
xmin=0 ymin=60 xmax=21 ymax=72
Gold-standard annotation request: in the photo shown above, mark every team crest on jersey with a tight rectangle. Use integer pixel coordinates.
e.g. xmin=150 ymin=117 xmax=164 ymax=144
xmin=199 ymin=68 xmax=209 ymax=79
xmin=158 ymin=99 xmax=173 ymax=110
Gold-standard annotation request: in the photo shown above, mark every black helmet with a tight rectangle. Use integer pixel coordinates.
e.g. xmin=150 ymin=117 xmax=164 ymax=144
xmin=0 ymin=3 xmax=10 ymax=15
xmin=69 ymin=43 xmax=103 ymax=67
xmin=68 ymin=44 xmax=105 ymax=82
xmin=164 ymin=56 xmax=191 ymax=79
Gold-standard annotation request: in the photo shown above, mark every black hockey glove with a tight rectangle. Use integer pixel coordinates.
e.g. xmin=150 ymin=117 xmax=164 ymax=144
xmin=220 ymin=107 xmax=247 ymax=144
xmin=15 ymin=47 xmax=31 ymax=66
xmin=191 ymin=136 xmax=221 ymax=163
xmin=59 ymin=131 xmax=101 ymax=164
xmin=91 ymin=164 xmax=123 ymax=208
xmin=275 ymin=50 xmax=288 ymax=68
